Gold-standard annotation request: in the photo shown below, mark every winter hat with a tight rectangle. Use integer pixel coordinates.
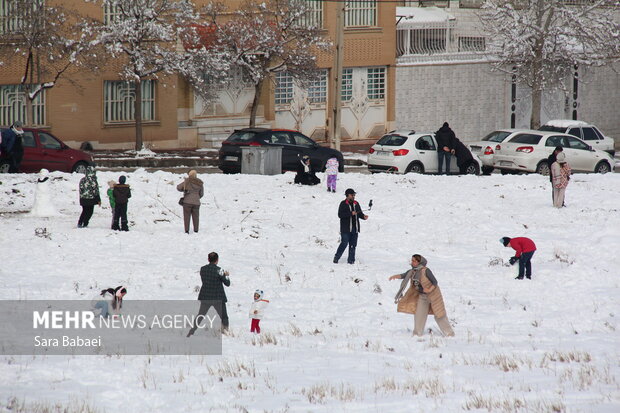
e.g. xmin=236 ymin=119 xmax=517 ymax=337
xmin=345 ymin=188 xmax=356 ymax=195
xmin=556 ymin=152 xmax=566 ymax=163
xmin=254 ymin=289 xmax=263 ymax=300
xmin=12 ymin=120 xmax=23 ymax=128
xmin=302 ymin=155 xmax=310 ymax=161
xmin=188 ymin=170 xmax=197 ymax=178
xmin=442 ymin=122 xmax=449 ymax=128
xmin=500 ymin=237 xmax=511 ymax=247
xmin=118 ymin=175 xmax=126 ymax=184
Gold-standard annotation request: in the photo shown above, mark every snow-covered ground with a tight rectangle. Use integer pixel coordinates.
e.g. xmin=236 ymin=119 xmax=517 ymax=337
xmin=1 ymin=170 xmax=619 ymax=412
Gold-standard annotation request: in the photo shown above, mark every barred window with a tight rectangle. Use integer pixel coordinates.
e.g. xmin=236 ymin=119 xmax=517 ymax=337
xmin=341 ymin=68 xmax=353 ymax=102
xmin=104 ymin=80 xmax=156 ymax=123
xmin=345 ymin=0 xmax=376 ymax=27
xmin=0 ymin=0 xmax=44 ymax=34
xmin=103 ymin=2 xmax=121 ymax=25
xmin=307 ymin=70 xmax=328 ymax=104
xmin=458 ymin=36 xmax=485 ymax=52
xmin=0 ymin=84 xmax=45 ymax=126
xmin=297 ymin=0 xmax=323 ymax=29
xmin=275 ymin=72 xmax=294 ymax=105
xmin=367 ymin=67 xmax=385 ymax=100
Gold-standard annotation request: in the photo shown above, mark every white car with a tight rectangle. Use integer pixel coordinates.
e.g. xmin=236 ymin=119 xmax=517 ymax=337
xmin=539 ymin=120 xmax=615 ymax=156
xmin=492 ymin=131 xmax=615 ymax=175
xmin=467 ymin=129 xmax=521 ymax=175
xmin=367 ymin=130 xmax=481 ymax=175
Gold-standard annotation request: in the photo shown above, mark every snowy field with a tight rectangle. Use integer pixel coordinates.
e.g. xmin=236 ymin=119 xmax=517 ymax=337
xmin=1 ymin=170 xmax=619 ymax=413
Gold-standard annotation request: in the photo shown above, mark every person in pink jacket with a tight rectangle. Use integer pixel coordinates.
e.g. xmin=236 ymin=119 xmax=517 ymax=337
xmin=325 ymin=157 xmax=339 ymax=193
xmin=501 ymin=237 xmax=537 ymax=280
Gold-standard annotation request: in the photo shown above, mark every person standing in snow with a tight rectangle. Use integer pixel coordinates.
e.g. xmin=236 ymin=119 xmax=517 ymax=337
xmin=187 ymin=252 xmax=231 ymax=336
xmin=547 ymin=146 xmax=564 ymax=204
xmin=91 ymin=286 xmax=127 ymax=318
xmin=0 ymin=121 xmax=25 ymax=173
xmin=112 ymin=175 xmax=131 ymax=231
xmin=333 ymin=188 xmax=368 ymax=264
xmin=77 ymin=166 xmax=101 ymax=228
xmin=501 ymin=236 xmax=536 ymax=280
xmin=107 ymin=180 xmax=116 ymax=229
xmin=294 ymin=155 xmax=320 ymax=186
xmin=29 ymin=169 xmax=58 ymax=217
xmin=389 ymin=254 xmax=454 ymax=337
xmin=325 ymin=157 xmax=339 ymax=192
xmin=434 ymin=122 xmax=456 ymax=175
xmin=550 ymin=152 xmax=571 ymax=208
xmin=249 ymin=289 xmax=269 ymax=334
xmin=177 ymin=170 xmax=204 ymax=234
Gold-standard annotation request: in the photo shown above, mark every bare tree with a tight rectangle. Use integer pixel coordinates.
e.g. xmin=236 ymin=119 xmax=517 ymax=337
xmin=87 ymin=0 xmax=221 ymax=151
xmin=0 ymin=0 xmax=100 ymax=126
xmin=213 ymin=0 xmax=331 ymax=127
xmin=480 ymin=0 xmax=620 ymax=128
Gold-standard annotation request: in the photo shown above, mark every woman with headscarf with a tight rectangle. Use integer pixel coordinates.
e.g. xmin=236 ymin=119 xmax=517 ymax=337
xmin=91 ymin=286 xmax=127 ymax=318
xmin=77 ymin=166 xmax=101 ymax=228
xmin=177 ymin=170 xmax=204 ymax=233
xmin=389 ymin=254 xmax=455 ymax=337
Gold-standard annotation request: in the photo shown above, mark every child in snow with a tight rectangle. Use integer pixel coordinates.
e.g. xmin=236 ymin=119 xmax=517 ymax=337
xmin=107 ymin=180 xmax=116 ymax=229
xmin=91 ymin=286 xmax=127 ymax=318
xmin=112 ymin=175 xmax=131 ymax=231
xmin=501 ymin=236 xmax=536 ymax=280
xmin=325 ymin=157 xmax=339 ymax=193
xmin=249 ymin=290 xmax=269 ymax=333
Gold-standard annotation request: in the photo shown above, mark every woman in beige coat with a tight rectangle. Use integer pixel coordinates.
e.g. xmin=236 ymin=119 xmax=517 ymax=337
xmin=389 ymin=254 xmax=454 ymax=337
xmin=177 ymin=170 xmax=204 ymax=233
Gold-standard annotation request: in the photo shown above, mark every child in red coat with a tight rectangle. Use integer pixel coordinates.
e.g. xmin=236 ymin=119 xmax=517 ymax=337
xmin=501 ymin=237 xmax=536 ymax=280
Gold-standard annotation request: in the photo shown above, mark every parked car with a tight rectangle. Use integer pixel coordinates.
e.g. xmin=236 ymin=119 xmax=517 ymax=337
xmin=539 ymin=120 xmax=615 ymax=156
xmin=0 ymin=127 xmax=94 ymax=173
xmin=218 ymin=128 xmax=344 ymax=174
xmin=467 ymin=129 xmax=520 ymax=175
xmin=367 ymin=130 xmax=481 ymax=175
xmin=492 ymin=131 xmax=614 ymax=175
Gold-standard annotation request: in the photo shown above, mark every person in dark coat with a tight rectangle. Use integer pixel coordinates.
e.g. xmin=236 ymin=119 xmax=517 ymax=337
xmin=501 ymin=236 xmax=537 ymax=280
xmin=112 ymin=175 xmax=131 ymax=231
xmin=547 ymin=146 xmax=563 ymax=204
xmin=77 ymin=166 xmax=101 ymax=228
xmin=187 ymin=252 xmax=231 ymax=336
xmin=294 ymin=155 xmax=320 ymax=185
xmin=452 ymin=137 xmax=475 ymax=174
xmin=1 ymin=121 xmax=25 ymax=173
xmin=435 ymin=122 xmax=456 ymax=175
xmin=333 ymin=188 xmax=368 ymax=264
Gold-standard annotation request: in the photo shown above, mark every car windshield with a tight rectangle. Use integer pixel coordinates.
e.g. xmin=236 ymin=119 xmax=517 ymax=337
xmin=227 ymin=131 xmax=258 ymax=142
xmin=376 ymin=134 xmax=408 ymax=146
xmin=509 ymin=134 xmax=543 ymax=144
xmin=482 ymin=131 xmax=512 ymax=143
xmin=538 ymin=125 xmax=565 ymax=133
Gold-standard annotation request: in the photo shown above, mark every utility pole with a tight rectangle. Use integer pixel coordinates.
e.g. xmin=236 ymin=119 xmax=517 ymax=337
xmin=330 ymin=0 xmax=345 ymax=151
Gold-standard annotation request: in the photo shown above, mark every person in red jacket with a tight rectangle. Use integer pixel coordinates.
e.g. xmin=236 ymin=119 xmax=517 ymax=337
xmin=501 ymin=237 xmax=536 ymax=280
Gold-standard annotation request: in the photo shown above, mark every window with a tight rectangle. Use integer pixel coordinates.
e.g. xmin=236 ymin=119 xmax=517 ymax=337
xmin=275 ymin=72 xmax=294 ymax=105
xmin=268 ymin=132 xmax=292 ymax=145
xmin=416 ymin=136 xmax=436 ymax=150
xmin=567 ymin=136 xmax=589 ymax=150
xmin=298 ymin=0 xmax=323 ymax=28
xmin=545 ymin=136 xmax=568 ymax=147
xmin=377 ymin=134 xmax=408 ymax=146
xmin=341 ymin=68 xmax=353 ymax=102
xmin=482 ymin=131 xmax=511 ymax=143
xmin=567 ymin=127 xmax=582 ymax=138
xmin=291 ymin=132 xmax=315 ymax=147
xmin=39 ymin=132 xmax=61 ymax=149
xmin=367 ymin=67 xmax=385 ymax=100
xmin=22 ymin=131 xmax=36 ymax=148
xmin=307 ymin=70 xmax=327 ymax=104
xmin=0 ymin=84 xmax=46 ymax=126
xmin=458 ymin=36 xmax=485 ymax=52
xmin=0 ymin=0 xmax=44 ymax=34
xmin=345 ymin=0 xmax=376 ymax=27
xmin=581 ymin=128 xmax=598 ymax=141
xmin=103 ymin=3 xmax=121 ymax=25
xmin=228 ymin=130 xmax=258 ymax=142
xmin=103 ymin=80 xmax=156 ymax=123
xmin=592 ymin=127 xmax=605 ymax=140
xmin=511 ymin=134 xmax=542 ymax=144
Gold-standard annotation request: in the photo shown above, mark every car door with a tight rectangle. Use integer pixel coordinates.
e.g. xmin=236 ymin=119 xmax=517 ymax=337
xmin=17 ymin=131 xmax=39 ymax=173
xmin=565 ymin=136 xmax=595 ymax=172
xmin=38 ymin=131 xmax=71 ymax=172
xmin=416 ymin=135 xmax=438 ymax=173
xmin=265 ymin=131 xmax=297 ymax=171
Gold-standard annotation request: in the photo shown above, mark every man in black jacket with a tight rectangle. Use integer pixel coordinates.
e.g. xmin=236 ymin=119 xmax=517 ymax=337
xmin=333 ymin=188 xmax=368 ymax=264
xmin=435 ymin=122 xmax=456 ymax=175
xmin=187 ymin=252 xmax=231 ymax=336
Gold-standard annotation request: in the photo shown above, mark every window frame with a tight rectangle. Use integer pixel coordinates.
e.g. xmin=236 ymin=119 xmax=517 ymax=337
xmin=274 ymin=72 xmax=294 ymax=106
xmin=367 ymin=67 xmax=386 ymax=101
xmin=103 ymin=79 xmax=156 ymax=124
xmin=0 ymin=84 xmax=46 ymax=126
xmin=307 ymin=70 xmax=328 ymax=104
xmin=345 ymin=0 xmax=377 ymax=28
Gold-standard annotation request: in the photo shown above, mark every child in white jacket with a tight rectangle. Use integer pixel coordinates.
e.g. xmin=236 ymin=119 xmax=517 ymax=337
xmin=249 ymin=290 xmax=269 ymax=333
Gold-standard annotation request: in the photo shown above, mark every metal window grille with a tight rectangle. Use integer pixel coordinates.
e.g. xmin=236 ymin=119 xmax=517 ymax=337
xmin=458 ymin=36 xmax=485 ymax=52
xmin=345 ymin=0 xmax=376 ymax=28
xmin=341 ymin=68 xmax=353 ymax=102
xmin=275 ymin=72 xmax=294 ymax=105
xmin=0 ymin=84 xmax=45 ymax=126
xmin=103 ymin=2 xmax=121 ymax=25
xmin=0 ymin=0 xmax=44 ymax=34
xmin=367 ymin=67 xmax=385 ymax=100
xmin=297 ymin=0 xmax=323 ymax=28
xmin=104 ymin=80 xmax=156 ymax=123
xmin=307 ymin=70 xmax=328 ymax=104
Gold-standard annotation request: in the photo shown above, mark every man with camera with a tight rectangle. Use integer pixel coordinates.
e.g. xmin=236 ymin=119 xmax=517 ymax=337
xmin=333 ymin=188 xmax=368 ymax=265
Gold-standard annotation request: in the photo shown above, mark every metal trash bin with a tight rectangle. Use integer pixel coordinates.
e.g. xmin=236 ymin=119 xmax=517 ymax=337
xmin=240 ymin=146 xmax=282 ymax=175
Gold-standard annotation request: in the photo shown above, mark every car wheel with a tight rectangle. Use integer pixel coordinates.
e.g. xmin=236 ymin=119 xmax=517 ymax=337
xmin=464 ymin=162 xmax=480 ymax=175
xmin=0 ymin=161 xmax=10 ymax=173
xmin=594 ymin=161 xmax=611 ymax=174
xmin=405 ymin=161 xmax=424 ymax=174
xmin=500 ymin=169 xmax=511 ymax=175
xmin=481 ymin=166 xmax=494 ymax=175
xmin=535 ymin=161 xmax=550 ymax=176
xmin=72 ymin=161 xmax=89 ymax=174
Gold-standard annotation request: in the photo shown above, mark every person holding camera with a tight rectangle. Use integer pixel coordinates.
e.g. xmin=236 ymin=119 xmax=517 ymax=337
xmin=389 ymin=254 xmax=454 ymax=337
xmin=333 ymin=188 xmax=368 ymax=264
xmin=501 ymin=236 xmax=536 ymax=280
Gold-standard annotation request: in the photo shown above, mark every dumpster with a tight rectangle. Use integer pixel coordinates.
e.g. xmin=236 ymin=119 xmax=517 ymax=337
xmin=241 ymin=146 xmax=282 ymax=175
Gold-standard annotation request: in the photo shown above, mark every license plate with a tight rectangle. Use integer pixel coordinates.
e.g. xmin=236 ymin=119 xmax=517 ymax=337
xmin=500 ymin=161 xmax=512 ymax=166
xmin=378 ymin=151 xmax=391 ymax=156
xmin=471 ymin=146 xmax=481 ymax=153
xmin=225 ymin=156 xmax=238 ymax=162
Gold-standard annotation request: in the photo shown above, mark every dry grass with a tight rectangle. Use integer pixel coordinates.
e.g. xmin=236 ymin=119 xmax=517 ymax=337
xmin=2 ymin=397 xmax=101 ymax=413
xmin=206 ymin=359 xmax=256 ymax=378
xmin=374 ymin=376 xmax=446 ymax=398
xmin=463 ymin=392 xmax=565 ymax=412
xmin=300 ymin=382 xmax=358 ymax=404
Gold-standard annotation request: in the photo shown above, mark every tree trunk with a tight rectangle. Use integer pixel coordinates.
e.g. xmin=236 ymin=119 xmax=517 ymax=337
xmin=249 ymin=80 xmax=263 ymax=128
xmin=134 ymin=78 xmax=143 ymax=151
xmin=530 ymin=86 xmax=542 ymax=130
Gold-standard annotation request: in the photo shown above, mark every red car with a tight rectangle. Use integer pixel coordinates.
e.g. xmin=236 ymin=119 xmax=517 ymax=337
xmin=0 ymin=127 xmax=94 ymax=173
